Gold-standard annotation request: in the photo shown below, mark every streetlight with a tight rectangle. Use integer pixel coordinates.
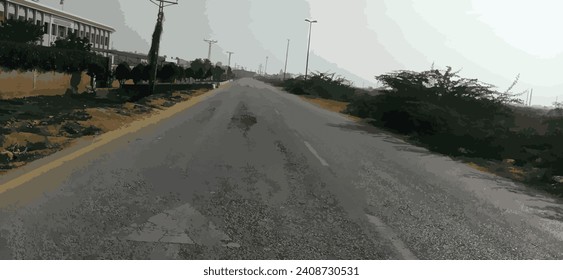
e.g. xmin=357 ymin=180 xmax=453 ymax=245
xmin=204 ymin=39 xmax=218 ymax=60
xmin=265 ymin=56 xmax=269 ymax=76
xmin=284 ymin=39 xmax=290 ymax=80
xmin=304 ymin=18 xmax=317 ymax=80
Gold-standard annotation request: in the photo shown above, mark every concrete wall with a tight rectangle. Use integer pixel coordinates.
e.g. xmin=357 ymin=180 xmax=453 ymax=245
xmin=0 ymin=69 xmax=91 ymax=99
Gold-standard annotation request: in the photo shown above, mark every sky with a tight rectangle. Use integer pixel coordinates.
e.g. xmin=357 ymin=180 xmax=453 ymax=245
xmin=36 ymin=0 xmax=563 ymax=105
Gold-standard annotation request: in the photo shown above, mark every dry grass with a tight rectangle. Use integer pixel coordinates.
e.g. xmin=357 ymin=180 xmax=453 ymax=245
xmin=463 ymin=159 xmax=542 ymax=184
xmin=299 ymin=96 xmax=361 ymax=121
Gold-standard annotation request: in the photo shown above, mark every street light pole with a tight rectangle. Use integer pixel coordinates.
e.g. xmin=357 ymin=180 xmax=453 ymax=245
xmin=284 ymin=39 xmax=290 ymax=80
xmin=304 ymin=19 xmax=317 ymax=80
xmin=204 ymin=39 xmax=218 ymax=61
xmin=265 ymin=56 xmax=269 ymax=76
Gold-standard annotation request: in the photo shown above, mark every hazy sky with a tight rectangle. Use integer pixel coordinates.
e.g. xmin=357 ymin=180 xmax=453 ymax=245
xmin=37 ymin=0 xmax=563 ymax=105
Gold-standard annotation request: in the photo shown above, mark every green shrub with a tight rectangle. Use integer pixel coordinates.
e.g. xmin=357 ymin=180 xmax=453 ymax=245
xmin=346 ymin=67 xmax=520 ymax=158
xmin=0 ymin=40 xmax=108 ymax=74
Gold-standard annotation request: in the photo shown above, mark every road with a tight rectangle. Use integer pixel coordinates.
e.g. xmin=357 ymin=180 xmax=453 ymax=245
xmin=0 ymin=78 xmax=562 ymax=259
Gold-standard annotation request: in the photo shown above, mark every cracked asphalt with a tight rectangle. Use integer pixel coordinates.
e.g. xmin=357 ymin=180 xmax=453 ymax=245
xmin=0 ymin=78 xmax=562 ymax=259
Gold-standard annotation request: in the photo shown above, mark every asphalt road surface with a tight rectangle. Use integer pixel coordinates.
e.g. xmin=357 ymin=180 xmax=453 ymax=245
xmin=1 ymin=78 xmax=562 ymax=259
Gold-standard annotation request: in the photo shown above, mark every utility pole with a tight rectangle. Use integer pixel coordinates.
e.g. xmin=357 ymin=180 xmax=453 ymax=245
xmin=204 ymin=39 xmax=218 ymax=61
xmin=258 ymin=64 xmax=263 ymax=75
xmin=265 ymin=56 xmax=269 ymax=76
xmin=60 ymin=0 xmax=64 ymax=10
xmin=304 ymin=19 xmax=317 ymax=80
xmin=529 ymin=88 xmax=534 ymax=106
xmin=284 ymin=39 xmax=290 ymax=80
xmin=148 ymin=0 xmax=178 ymax=95
xmin=226 ymin=51 xmax=234 ymax=68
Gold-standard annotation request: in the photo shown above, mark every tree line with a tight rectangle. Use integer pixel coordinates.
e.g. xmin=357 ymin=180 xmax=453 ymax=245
xmin=114 ymin=59 xmax=234 ymax=87
xmin=0 ymin=18 xmax=109 ymax=85
xmin=0 ymin=18 xmax=235 ymax=88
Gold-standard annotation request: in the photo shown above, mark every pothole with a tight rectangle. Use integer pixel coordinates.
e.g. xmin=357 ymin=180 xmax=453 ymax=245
xmin=228 ymin=104 xmax=257 ymax=137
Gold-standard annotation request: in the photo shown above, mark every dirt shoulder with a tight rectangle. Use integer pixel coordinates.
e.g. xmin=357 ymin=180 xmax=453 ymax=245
xmin=0 ymin=88 xmax=214 ymax=174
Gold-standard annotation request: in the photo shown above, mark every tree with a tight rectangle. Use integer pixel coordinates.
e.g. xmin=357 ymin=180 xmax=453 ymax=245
xmin=87 ymin=62 xmax=106 ymax=90
xmin=226 ymin=66 xmax=234 ymax=79
xmin=130 ymin=63 xmax=146 ymax=85
xmin=114 ymin=62 xmax=131 ymax=87
xmin=158 ymin=63 xmax=178 ymax=83
xmin=176 ymin=66 xmax=185 ymax=83
xmin=0 ymin=18 xmax=45 ymax=44
xmin=194 ymin=68 xmax=204 ymax=81
xmin=211 ymin=65 xmax=225 ymax=82
xmin=52 ymin=31 xmax=92 ymax=52
xmin=205 ymin=68 xmax=213 ymax=80
xmin=185 ymin=68 xmax=195 ymax=82
xmin=190 ymin=58 xmax=213 ymax=81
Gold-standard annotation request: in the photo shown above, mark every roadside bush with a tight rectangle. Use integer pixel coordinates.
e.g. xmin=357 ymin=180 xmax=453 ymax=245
xmin=258 ymin=72 xmax=356 ymax=101
xmin=347 ymin=67 xmax=520 ymax=158
xmin=115 ymin=62 xmax=131 ymax=87
xmin=0 ymin=40 xmax=108 ymax=74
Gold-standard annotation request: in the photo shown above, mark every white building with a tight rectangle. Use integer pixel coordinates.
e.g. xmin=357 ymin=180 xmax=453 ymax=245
xmin=0 ymin=0 xmax=115 ymax=52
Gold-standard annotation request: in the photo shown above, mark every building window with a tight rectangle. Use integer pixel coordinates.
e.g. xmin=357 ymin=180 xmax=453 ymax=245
xmin=51 ymin=24 xmax=56 ymax=35
xmin=43 ymin=22 xmax=48 ymax=33
xmin=58 ymin=26 xmax=66 ymax=37
xmin=18 ymin=15 xmax=24 ymax=20
xmin=105 ymin=36 xmax=109 ymax=46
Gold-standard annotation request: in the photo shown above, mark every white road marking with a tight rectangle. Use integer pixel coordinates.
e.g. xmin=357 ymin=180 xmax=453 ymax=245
xmin=304 ymin=141 xmax=329 ymax=167
xmin=366 ymin=214 xmax=418 ymax=260
xmin=125 ymin=203 xmax=232 ymax=246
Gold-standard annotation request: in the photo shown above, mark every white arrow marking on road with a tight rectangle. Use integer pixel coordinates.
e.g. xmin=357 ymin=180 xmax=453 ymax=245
xmin=124 ymin=203 xmax=238 ymax=247
xmin=304 ymin=141 xmax=329 ymax=167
